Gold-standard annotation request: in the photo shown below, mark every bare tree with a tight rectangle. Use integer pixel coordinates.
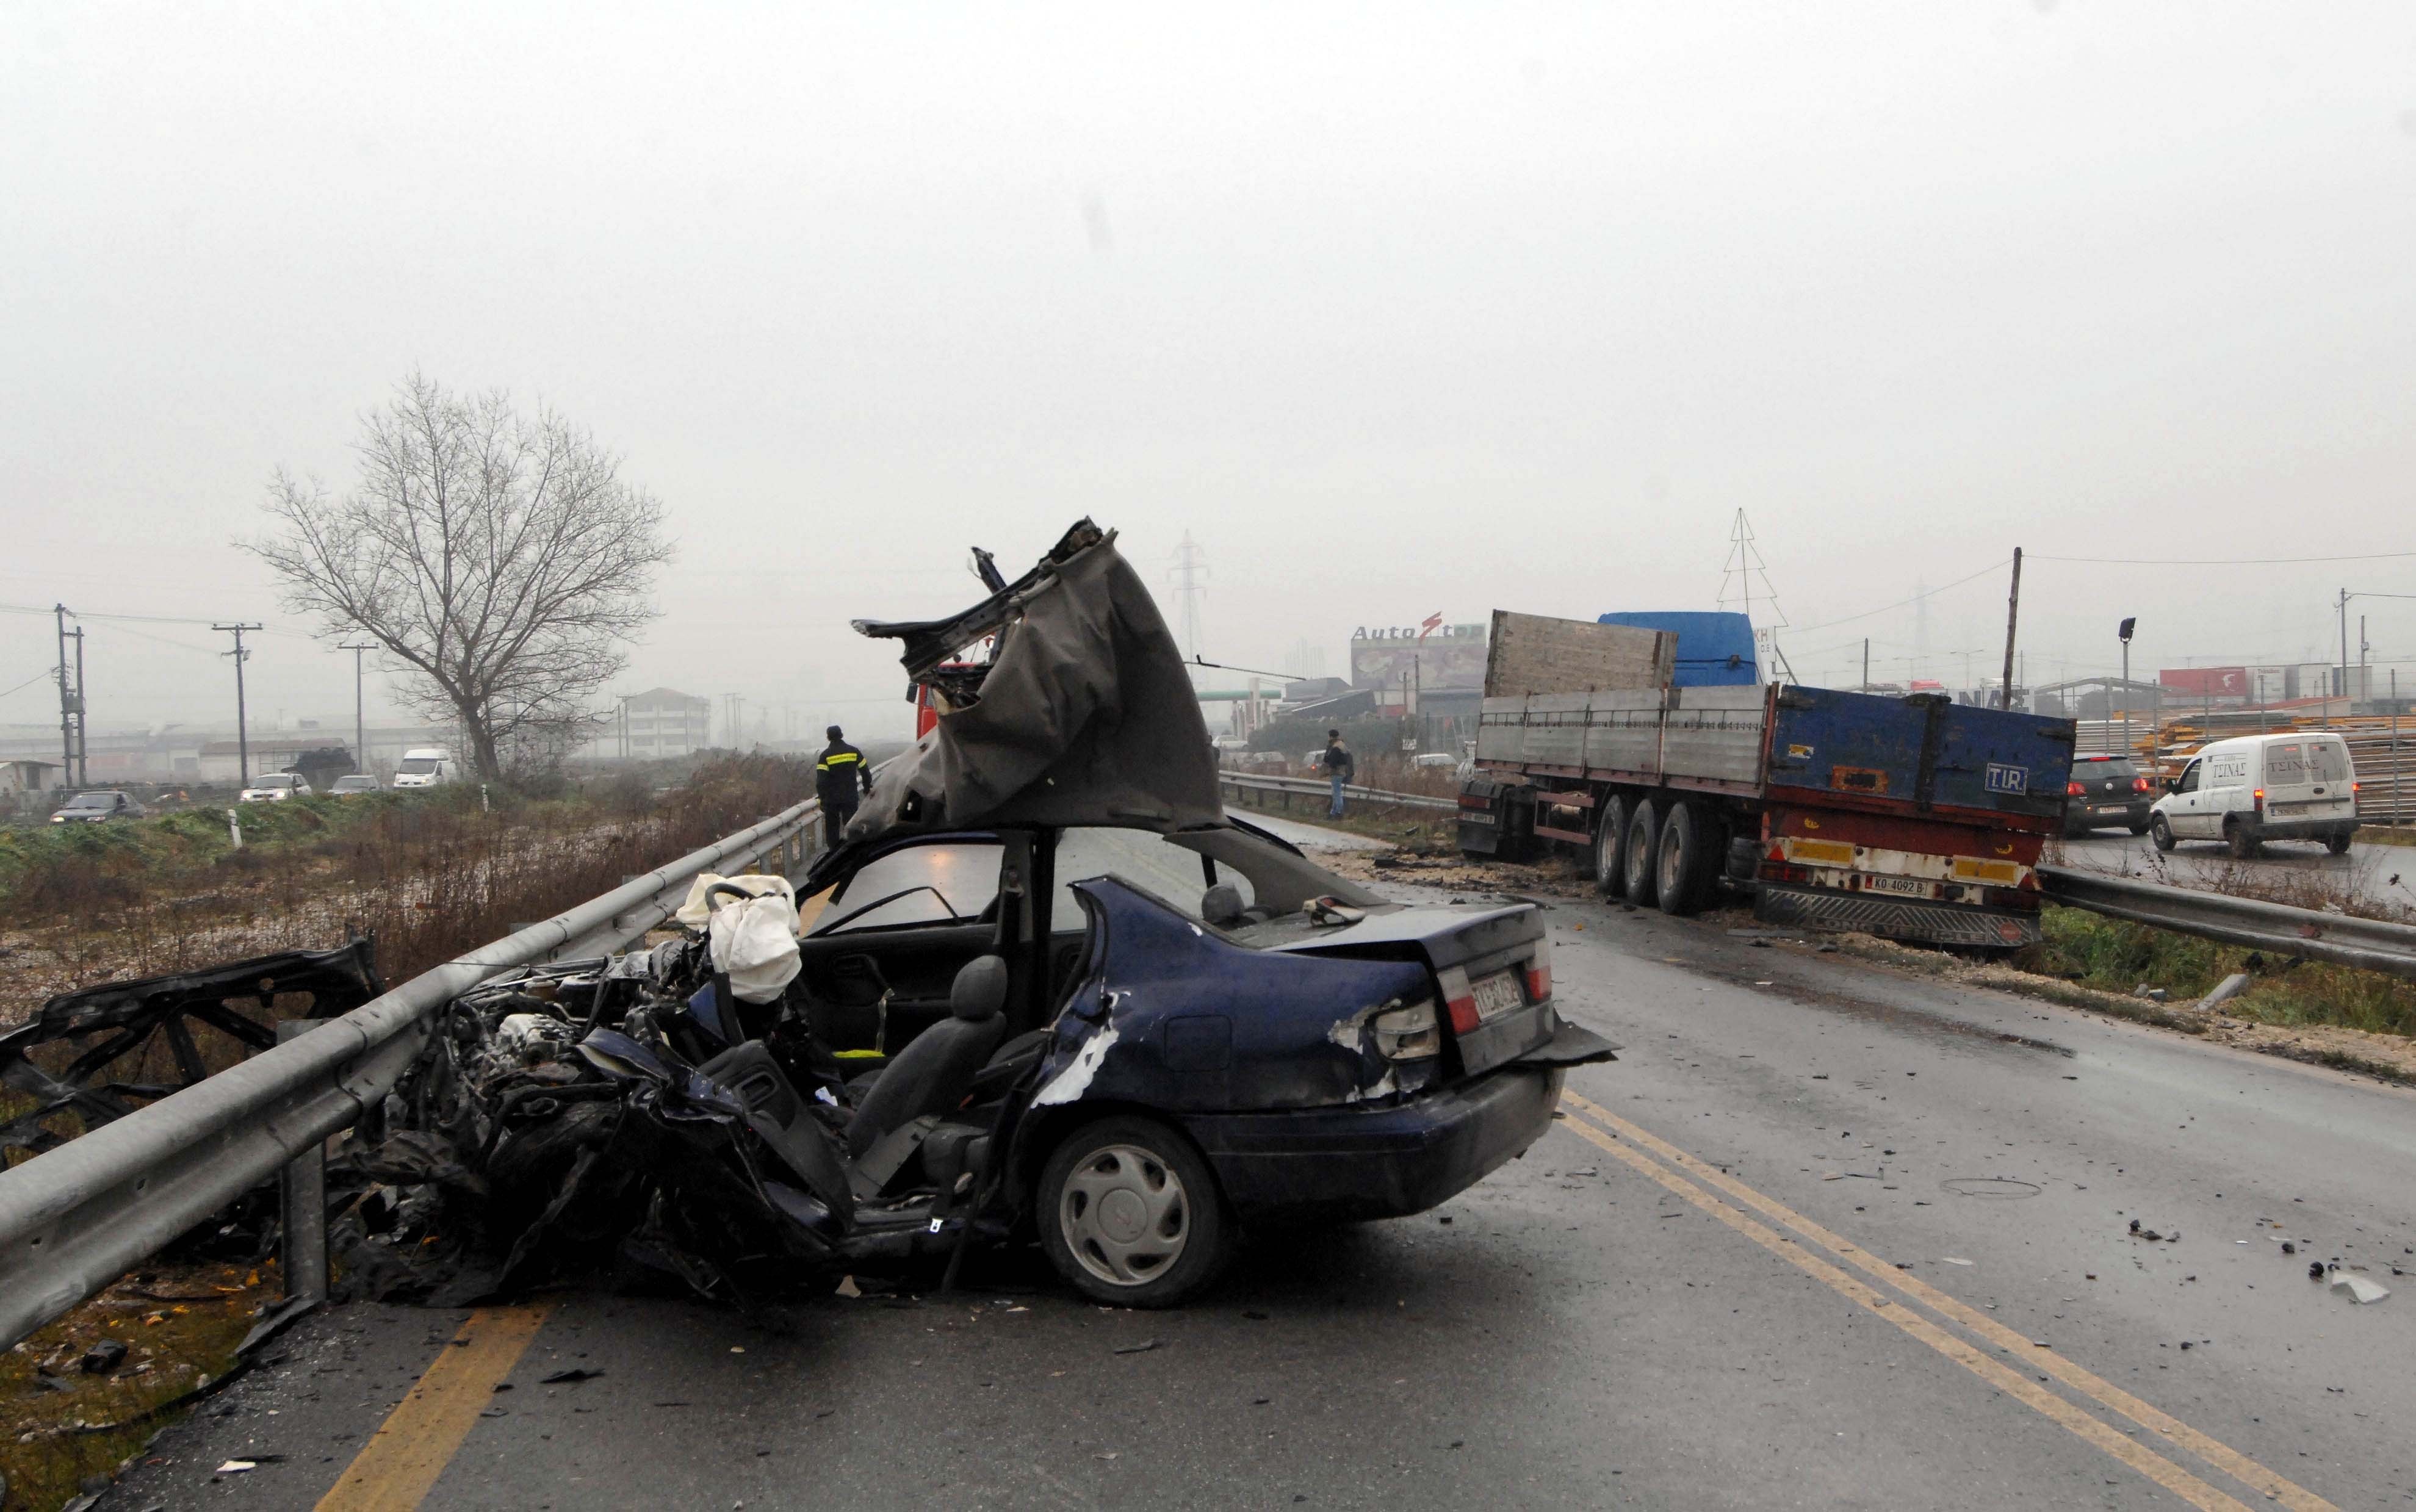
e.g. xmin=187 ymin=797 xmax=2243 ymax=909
xmin=248 ymin=375 xmax=674 ymax=781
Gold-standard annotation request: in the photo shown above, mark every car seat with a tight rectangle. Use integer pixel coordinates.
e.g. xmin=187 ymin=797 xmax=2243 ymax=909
xmin=843 ymin=955 xmax=1009 ymax=1160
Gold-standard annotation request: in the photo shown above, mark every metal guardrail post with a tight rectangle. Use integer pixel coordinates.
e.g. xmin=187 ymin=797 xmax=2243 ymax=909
xmin=276 ymin=1018 xmax=328 ymax=1305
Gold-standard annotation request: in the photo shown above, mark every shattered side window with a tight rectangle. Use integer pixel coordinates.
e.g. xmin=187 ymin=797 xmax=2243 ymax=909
xmin=1053 ymin=827 xmax=1252 ymax=924
xmin=810 ymin=841 xmax=1005 ymax=935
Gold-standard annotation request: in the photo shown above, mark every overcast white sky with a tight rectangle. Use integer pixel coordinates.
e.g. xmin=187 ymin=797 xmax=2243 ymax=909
xmin=5 ymin=3 xmax=2414 ymax=741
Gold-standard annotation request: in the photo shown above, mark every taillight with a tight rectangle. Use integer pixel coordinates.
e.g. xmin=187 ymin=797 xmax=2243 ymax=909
xmin=2065 ymin=781 xmax=2085 ymax=797
xmin=1437 ymin=967 xmax=1480 ymax=1035
xmin=2252 ymin=788 xmax=2265 ymax=815
xmin=1524 ymin=958 xmax=1552 ymax=1003
xmin=2131 ymin=777 xmax=2152 ymax=793
xmin=2353 ymin=781 xmax=2362 ymax=793
xmin=1371 ymin=999 xmax=1441 ymax=1060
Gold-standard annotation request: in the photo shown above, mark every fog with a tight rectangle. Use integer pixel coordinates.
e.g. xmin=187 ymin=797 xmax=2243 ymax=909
xmin=5 ymin=3 xmax=2414 ymax=742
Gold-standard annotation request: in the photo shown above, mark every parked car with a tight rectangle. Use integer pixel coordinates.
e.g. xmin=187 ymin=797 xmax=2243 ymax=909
xmin=2061 ymin=754 xmax=2153 ymax=837
xmin=329 ymin=774 xmax=380 ymax=796
xmin=49 ymin=790 xmax=147 ymax=824
xmin=391 ymin=747 xmax=456 ymax=790
xmin=238 ymin=772 xmax=313 ymax=803
xmin=2150 ymin=732 xmax=2359 ymax=858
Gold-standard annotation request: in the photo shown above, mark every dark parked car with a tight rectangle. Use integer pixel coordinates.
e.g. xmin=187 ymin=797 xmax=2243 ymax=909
xmin=2062 ymin=754 xmax=2152 ymax=837
xmin=49 ymin=790 xmax=147 ymax=824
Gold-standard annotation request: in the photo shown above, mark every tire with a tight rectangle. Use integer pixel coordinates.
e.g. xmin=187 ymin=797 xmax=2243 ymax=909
xmin=1655 ymin=801 xmax=1719 ymax=916
xmin=1593 ymin=794 xmax=1629 ymax=900
xmin=2226 ymin=820 xmax=2261 ymax=860
xmin=1038 ymin=1116 xmax=1231 ymax=1308
xmin=2149 ymin=813 xmax=2175 ymax=852
xmin=1623 ymin=798 xmax=1662 ymax=907
xmin=2326 ymin=830 xmax=2353 ymax=856
xmin=2127 ymin=818 xmax=2151 ymax=837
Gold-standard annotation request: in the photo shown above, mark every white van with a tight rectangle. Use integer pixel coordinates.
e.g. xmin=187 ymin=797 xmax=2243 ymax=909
xmin=2149 ymin=732 xmax=2359 ymax=858
xmin=392 ymin=748 xmax=456 ymax=790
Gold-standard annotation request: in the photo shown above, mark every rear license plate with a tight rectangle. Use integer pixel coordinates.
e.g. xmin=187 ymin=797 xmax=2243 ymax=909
xmin=1469 ymin=970 xmax=1525 ymax=1022
xmin=1862 ymin=873 xmax=1930 ymax=898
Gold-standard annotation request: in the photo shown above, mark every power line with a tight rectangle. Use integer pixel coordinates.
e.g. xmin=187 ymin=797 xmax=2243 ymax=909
xmin=0 ymin=665 xmax=59 ymax=701
xmin=1790 ymin=558 xmax=2013 ymax=635
xmin=2032 ymin=550 xmax=2416 ymax=566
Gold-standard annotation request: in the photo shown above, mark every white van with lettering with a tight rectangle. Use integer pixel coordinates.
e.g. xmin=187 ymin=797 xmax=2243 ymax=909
xmin=2149 ymin=732 xmax=2359 ymax=858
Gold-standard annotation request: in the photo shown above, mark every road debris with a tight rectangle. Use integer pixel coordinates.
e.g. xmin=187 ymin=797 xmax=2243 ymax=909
xmin=2330 ymin=1273 xmax=2390 ymax=1304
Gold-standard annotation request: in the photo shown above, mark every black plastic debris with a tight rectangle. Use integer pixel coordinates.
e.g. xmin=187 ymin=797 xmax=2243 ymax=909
xmin=79 ymin=1339 xmax=128 ymax=1375
xmin=541 ymin=1368 xmax=605 ymax=1384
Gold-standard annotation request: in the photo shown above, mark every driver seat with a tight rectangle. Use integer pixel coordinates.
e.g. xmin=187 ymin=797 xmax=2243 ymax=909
xmin=844 ymin=955 xmax=1009 ymax=1160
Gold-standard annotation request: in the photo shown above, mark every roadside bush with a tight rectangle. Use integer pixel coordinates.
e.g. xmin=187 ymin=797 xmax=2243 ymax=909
xmin=2019 ymin=904 xmax=2416 ymax=1039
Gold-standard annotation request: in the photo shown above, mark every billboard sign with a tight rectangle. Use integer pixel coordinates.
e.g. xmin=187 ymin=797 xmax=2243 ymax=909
xmin=2158 ymin=666 xmax=2248 ymax=700
xmin=1350 ymin=620 xmax=1488 ymax=690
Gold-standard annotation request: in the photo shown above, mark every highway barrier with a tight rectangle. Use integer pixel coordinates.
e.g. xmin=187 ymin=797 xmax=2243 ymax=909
xmin=2037 ymin=863 xmax=2416 ymax=981
xmin=1218 ymin=770 xmax=1459 ymax=816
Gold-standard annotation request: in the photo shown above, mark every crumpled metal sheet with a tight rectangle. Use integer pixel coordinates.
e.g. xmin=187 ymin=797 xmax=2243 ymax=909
xmin=0 ymin=938 xmax=383 ymax=1162
xmin=846 ymin=520 xmax=1225 ymax=843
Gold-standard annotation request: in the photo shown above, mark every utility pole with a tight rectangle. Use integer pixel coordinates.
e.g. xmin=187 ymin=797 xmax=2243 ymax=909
xmin=69 ymin=624 xmax=87 ymax=785
xmin=1861 ymin=638 xmax=1869 ymax=693
xmin=1169 ymin=534 xmax=1208 ymax=664
xmin=54 ymin=604 xmax=79 ymax=788
xmin=1998 ymin=547 xmax=2022 ymax=711
xmin=214 ymin=623 xmax=262 ymax=786
xmin=2118 ymin=617 xmax=2138 ymax=759
xmin=340 ymin=642 xmax=375 ymax=775
xmin=2338 ymin=588 xmax=2351 ymax=702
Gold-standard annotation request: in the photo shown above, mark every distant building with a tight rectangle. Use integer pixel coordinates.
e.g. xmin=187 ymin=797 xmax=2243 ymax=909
xmin=1 ymin=758 xmax=60 ymax=797
xmin=619 ymin=688 xmax=712 ymax=759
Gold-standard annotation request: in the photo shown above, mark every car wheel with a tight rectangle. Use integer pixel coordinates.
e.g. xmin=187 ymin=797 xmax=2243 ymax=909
xmin=2225 ymin=820 xmax=2260 ymax=860
xmin=2326 ymin=830 xmax=2353 ymax=856
xmin=1593 ymin=794 xmax=1629 ymax=901
xmin=1623 ymin=798 xmax=1662 ymax=907
xmin=1654 ymin=801 xmax=1717 ymax=917
xmin=2127 ymin=818 xmax=2151 ymax=837
xmin=1039 ymin=1116 xmax=1230 ymax=1309
xmin=2149 ymin=814 xmax=2176 ymax=852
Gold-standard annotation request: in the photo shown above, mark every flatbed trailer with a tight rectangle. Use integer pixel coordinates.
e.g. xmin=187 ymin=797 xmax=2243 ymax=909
xmin=1462 ymin=682 xmax=2079 ymax=949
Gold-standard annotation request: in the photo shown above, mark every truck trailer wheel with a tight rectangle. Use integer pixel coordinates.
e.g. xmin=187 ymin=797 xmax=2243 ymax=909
xmin=1654 ymin=801 xmax=1719 ymax=916
xmin=1623 ymin=799 xmax=1662 ymax=907
xmin=1593 ymin=795 xmax=1629 ymax=900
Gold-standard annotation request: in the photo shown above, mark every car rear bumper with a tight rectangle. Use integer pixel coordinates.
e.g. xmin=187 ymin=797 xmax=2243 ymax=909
xmin=2068 ymin=802 xmax=2151 ymax=829
xmin=1185 ymin=1062 xmax=1568 ymax=1222
xmin=2248 ymin=817 xmax=2359 ymax=841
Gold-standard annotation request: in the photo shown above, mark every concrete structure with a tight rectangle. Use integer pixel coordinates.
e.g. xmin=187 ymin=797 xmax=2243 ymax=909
xmin=617 ymin=687 xmax=713 ymax=760
xmin=1 ymin=758 xmax=60 ymax=796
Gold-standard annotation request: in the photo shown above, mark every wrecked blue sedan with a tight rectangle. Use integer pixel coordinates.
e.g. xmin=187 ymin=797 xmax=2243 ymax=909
xmin=337 ymin=524 xmax=1609 ymax=1310
xmin=781 ymin=818 xmax=1615 ymax=1305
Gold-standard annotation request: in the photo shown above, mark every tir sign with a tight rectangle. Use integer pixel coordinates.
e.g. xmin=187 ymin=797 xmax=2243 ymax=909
xmin=1985 ymin=763 xmax=2028 ymax=796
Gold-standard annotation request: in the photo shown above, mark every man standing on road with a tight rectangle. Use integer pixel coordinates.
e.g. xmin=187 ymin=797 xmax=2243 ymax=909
xmin=817 ymin=725 xmax=874 ymax=845
xmin=1321 ymin=729 xmax=1354 ymax=819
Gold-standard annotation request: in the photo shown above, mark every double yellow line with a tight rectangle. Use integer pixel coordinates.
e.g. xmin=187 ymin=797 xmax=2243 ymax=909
xmin=1554 ymin=1089 xmax=2331 ymax=1512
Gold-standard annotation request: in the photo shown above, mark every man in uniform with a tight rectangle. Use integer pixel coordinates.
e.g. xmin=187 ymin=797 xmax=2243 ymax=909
xmin=816 ymin=725 xmax=874 ymax=844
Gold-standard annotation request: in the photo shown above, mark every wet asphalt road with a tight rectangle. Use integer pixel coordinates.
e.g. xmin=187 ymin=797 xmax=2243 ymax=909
xmin=110 ymin=840 xmax=2416 ymax=1510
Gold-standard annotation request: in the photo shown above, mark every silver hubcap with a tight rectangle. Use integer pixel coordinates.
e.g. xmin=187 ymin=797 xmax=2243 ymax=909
xmin=1659 ymin=829 xmax=1681 ymax=895
xmin=1059 ymin=1144 xmax=1188 ymax=1287
xmin=1596 ymin=818 xmax=1617 ymax=877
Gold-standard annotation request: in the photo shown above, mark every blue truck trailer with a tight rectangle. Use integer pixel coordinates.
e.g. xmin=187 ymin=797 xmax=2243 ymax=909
xmin=1462 ymin=616 xmax=2079 ymax=949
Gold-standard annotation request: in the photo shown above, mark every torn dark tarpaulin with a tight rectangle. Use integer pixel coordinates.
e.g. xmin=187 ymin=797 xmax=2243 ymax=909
xmin=0 ymin=938 xmax=383 ymax=1162
xmin=846 ymin=521 xmax=1224 ymax=843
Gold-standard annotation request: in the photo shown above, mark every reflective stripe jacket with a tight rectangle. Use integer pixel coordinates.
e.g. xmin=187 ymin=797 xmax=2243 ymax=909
xmin=817 ymin=741 xmax=873 ymax=806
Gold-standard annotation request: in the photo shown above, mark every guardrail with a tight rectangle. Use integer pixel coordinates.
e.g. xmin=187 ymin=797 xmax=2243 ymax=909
xmin=2036 ymin=864 xmax=2416 ymax=981
xmin=1219 ymin=770 xmax=1460 ymax=816
xmin=0 ymin=797 xmax=826 ymax=1348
